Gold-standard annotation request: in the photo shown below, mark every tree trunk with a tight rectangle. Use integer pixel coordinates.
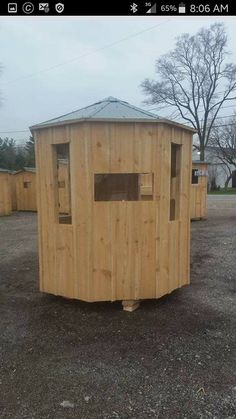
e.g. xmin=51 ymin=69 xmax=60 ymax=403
xmin=224 ymin=174 xmax=232 ymax=191
xmin=199 ymin=143 xmax=205 ymax=161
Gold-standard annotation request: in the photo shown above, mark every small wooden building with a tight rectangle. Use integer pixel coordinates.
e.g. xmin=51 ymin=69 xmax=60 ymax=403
xmin=14 ymin=168 xmax=37 ymax=211
xmin=31 ymin=97 xmax=195 ymax=311
xmin=191 ymin=161 xmax=208 ymax=220
xmin=0 ymin=168 xmax=12 ymax=216
xmin=9 ymin=172 xmax=17 ymax=211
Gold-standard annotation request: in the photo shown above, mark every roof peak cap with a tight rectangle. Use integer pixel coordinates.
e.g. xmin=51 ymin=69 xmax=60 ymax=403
xmin=101 ymin=96 xmax=128 ymax=103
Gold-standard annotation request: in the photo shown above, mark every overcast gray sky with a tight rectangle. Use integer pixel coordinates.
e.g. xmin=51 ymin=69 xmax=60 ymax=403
xmin=0 ymin=16 xmax=236 ymax=142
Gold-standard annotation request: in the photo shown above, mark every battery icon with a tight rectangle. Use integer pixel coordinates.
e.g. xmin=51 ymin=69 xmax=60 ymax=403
xmin=178 ymin=2 xmax=186 ymax=13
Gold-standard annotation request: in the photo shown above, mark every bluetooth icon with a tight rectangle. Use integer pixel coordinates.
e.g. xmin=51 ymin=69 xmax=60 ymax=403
xmin=130 ymin=2 xmax=138 ymax=13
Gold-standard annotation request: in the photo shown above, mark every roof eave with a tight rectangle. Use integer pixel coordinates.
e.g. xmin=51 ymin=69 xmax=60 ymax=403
xmin=30 ymin=117 xmax=196 ymax=134
xmin=13 ymin=168 xmax=36 ymax=175
xmin=30 ymin=117 xmax=158 ymax=132
xmin=192 ymin=160 xmax=210 ymax=165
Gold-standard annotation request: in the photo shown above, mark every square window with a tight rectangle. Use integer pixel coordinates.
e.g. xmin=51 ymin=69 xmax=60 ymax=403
xmin=23 ymin=181 xmax=31 ymax=188
xmin=58 ymin=180 xmax=65 ymax=188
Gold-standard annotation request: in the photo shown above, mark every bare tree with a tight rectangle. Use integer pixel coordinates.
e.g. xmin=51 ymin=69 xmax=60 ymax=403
xmin=141 ymin=23 xmax=236 ymax=160
xmin=208 ymin=164 xmax=219 ymax=191
xmin=210 ymin=114 xmax=236 ymax=189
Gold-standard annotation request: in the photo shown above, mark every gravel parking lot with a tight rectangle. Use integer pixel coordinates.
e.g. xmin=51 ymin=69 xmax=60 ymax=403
xmin=0 ymin=200 xmax=235 ymax=418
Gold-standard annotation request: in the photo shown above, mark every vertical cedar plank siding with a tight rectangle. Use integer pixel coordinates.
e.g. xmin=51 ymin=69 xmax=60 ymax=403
xmin=191 ymin=163 xmax=208 ymax=220
xmin=0 ymin=172 xmax=12 ymax=216
xmin=34 ymin=122 xmax=193 ymax=302
xmin=14 ymin=171 xmax=37 ymax=211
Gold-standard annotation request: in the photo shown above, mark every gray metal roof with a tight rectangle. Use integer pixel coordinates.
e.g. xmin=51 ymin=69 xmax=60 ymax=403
xmin=0 ymin=168 xmax=10 ymax=172
xmin=31 ymin=97 xmax=159 ymax=129
xmin=13 ymin=167 xmax=36 ymax=175
xmin=23 ymin=167 xmax=36 ymax=172
xmin=192 ymin=160 xmax=209 ymax=165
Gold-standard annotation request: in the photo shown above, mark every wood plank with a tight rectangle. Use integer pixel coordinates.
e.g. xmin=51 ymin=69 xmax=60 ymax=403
xmin=91 ymin=202 xmax=112 ymax=301
xmin=34 ymin=132 xmax=44 ymax=292
xmin=54 ymin=224 xmax=74 ymax=297
xmin=112 ymin=201 xmax=135 ymax=300
xmin=137 ymin=202 xmax=156 ymax=298
xmin=179 ymin=131 xmax=192 ymax=286
xmin=70 ymin=123 xmax=93 ymax=301
xmin=157 ymin=124 xmax=170 ymax=297
xmin=191 ymin=163 xmax=208 ymax=219
xmin=168 ymin=221 xmax=180 ymax=290
xmin=0 ymin=172 xmax=12 ymax=216
xmin=109 ymin=123 xmax=134 ymax=173
xmin=90 ymin=122 xmax=111 ymax=173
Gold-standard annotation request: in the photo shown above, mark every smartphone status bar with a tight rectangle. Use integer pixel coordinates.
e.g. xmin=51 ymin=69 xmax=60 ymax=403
xmin=1 ymin=1 xmax=233 ymax=16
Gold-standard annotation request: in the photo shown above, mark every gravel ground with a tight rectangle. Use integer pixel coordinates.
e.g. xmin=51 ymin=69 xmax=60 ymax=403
xmin=0 ymin=207 xmax=235 ymax=419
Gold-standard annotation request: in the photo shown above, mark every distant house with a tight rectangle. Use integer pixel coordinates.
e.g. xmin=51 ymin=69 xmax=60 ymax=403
xmin=192 ymin=146 xmax=236 ymax=189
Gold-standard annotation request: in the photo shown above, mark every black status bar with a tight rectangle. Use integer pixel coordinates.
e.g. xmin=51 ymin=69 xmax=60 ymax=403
xmin=0 ymin=1 xmax=234 ymax=16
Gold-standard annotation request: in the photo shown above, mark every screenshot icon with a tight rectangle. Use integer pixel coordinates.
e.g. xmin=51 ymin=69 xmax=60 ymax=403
xmin=8 ymin=3 xmax=17 ymax=13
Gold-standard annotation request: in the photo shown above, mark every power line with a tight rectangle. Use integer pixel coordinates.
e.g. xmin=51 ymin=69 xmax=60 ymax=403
xmin=146 ymin=96 xmax=236 ymax=113
xmin=167 ymin=112 xmax=236 ymax=123
xmin=0 ymin=129 xmax=29 ymax=133
xmin=2 ymin=21 xmax=169 ymax=87
xmin=202 ymin=113 xmax=236 ymax=122
xmin=0 ymin=22 xmax=169 ymax=135
xmin=200 ymin=122 xmax=236 ymax=130
xmin=2 ymin=112 xmax=236 ymax=135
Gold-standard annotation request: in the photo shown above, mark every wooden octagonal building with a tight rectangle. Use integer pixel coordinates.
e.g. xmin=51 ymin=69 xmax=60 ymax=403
xmin=31 ymin=97 xmax=195 ymax=311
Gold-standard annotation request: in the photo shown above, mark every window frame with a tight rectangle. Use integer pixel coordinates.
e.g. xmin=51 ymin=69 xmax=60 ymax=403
xmin=94 ymin=172 xmax=154 ymax=202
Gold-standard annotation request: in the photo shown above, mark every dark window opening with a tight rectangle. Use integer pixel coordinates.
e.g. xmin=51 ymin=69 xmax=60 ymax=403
xmin=53 ymin=143 xmax=72 ymax=224
xmin=170 ymin=143 xmax=181 ymax=221
xmin=192 ymin=169 xmax=199 ymax=184
xmin=58 ymin=180 xmax=66 ymax=188
xmin=94 ymin=173 xmax=153 ymax=201
xmin=23 ymin=181 xmax=31 ymax=189
xmin=171 ymin=144 xmax=178 ymax=178
xmin=170 ymin=199 xmax=175 ymax=221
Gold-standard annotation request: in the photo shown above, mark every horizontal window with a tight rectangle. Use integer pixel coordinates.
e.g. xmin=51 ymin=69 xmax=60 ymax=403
xmin=94 ymin=173 xmax=153 ymax=201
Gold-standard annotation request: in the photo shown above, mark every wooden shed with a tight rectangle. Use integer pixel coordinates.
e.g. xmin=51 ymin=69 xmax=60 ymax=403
xmin=31 ymin=97 xmax=195 ymax=311
xmin=14 ymin=168 xmax=37 ymax=211
xmin=191 ymin=161 xmax=208 ymax=220
xmin=0 ymin=168 xmax=12 ymax=216
xmin=9 ymin=172 xmax=17 ymax=211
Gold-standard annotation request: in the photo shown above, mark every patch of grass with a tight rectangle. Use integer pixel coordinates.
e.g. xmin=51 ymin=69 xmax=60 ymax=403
xmin=208 ymin=188 xmax=236 ymax=195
